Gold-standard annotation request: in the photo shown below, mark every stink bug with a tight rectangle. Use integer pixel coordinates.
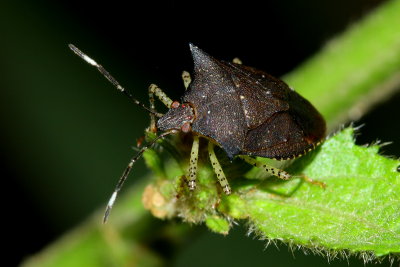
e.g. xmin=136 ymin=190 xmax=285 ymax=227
xmin=69 ymin=43 xmax=326 ymax=222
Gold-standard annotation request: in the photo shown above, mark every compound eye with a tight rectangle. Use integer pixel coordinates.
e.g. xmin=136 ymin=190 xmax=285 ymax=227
xmin=171 ymin=101 xmax=180 ymax=109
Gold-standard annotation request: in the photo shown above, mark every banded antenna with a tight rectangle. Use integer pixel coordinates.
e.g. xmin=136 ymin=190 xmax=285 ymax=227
xmin=69 ymin=44 xmax=172 ymax=223
xmin=68 ymin=44 xmax=162 ymax=118
xmin=103 ymin=130 xmax=177 ymax=223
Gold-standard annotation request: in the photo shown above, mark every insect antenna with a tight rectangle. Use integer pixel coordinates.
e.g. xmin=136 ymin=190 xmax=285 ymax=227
xmin=103 ymin=130 xmax=177 ymax=223
xmin=68 ymin=44 xmax=162 ymax=118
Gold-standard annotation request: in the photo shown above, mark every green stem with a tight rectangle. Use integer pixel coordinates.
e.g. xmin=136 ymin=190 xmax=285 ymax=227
xmin=284 ymin=0 xmax=400 ymax=131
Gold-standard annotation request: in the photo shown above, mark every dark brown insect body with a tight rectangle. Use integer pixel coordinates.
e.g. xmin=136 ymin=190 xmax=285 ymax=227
xmin=158 ymin=44 xmax=326 ymax=160
xmin=69 ymin=43 xmax=326 ymax=222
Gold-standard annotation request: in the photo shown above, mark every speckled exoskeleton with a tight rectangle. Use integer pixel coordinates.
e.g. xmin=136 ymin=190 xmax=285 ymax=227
xmin=69 ymin=43 xmax=326 ymax=222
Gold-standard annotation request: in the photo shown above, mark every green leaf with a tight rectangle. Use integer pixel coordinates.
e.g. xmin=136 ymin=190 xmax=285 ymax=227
xmin=205 ymin=216 xmax=230 ymax=235
xmin=143 ymin=148 xmax=166 ymax=178
xmin=240 ymin=128 xmax=400 ymax=257
xmin=143 ymin=127 xmax=400 ymax=260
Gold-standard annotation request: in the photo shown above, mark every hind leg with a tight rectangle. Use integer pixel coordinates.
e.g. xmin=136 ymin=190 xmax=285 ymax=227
xmin=239 ymin=155 xmax=291 ymax=180
xmin=240 ymin=155 xmax=325 ymax=188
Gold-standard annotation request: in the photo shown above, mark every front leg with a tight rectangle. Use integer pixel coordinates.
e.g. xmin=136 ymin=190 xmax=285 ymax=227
xmin=148 ymin=84 xmax=173 ymax=132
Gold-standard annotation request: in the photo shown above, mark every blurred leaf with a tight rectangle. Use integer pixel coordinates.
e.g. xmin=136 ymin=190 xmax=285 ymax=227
xmin=284 ymin=0 xmax=400 ymax=131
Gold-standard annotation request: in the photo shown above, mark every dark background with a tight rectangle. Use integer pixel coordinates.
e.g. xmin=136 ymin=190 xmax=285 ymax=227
xmin=0 ymin=0 xmax=398 ymax=266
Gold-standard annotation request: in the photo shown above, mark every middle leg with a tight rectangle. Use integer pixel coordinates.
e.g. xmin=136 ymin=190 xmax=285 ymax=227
xmin=181 ymin=71 xmax=191 ymax=90
xmin=208 ymin=142 xmax=231 ymax=195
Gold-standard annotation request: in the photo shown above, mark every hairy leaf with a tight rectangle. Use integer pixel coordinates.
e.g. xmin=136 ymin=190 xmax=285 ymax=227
xmin=143 ymin=127 xmax=400 ymax=261
xmin=239 ymin=128 xmax=399 ymax=257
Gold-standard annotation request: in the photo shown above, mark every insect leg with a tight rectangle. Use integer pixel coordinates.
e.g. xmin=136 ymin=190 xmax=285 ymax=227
xmin=187 ymin=136 xmax=199 ymax=190
xmin=239 ymin=155 xmax=291 ymax=180
xmin=149 ymin=84 xmax=173 ymax=108
xmin=240 ymin=156 xmax=326 ymax=188
xmin=181 ymin=71 xmax=191 ymax=90
xmin=148 ymin=83 xmax=173 ymax=132
xmin=232 ymin=58 xmax=242 ymax=64
xmin=148 ymin=85 xmax=157 ymax=132
xmin=208 ymin=142 xmax=231 ymax=195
